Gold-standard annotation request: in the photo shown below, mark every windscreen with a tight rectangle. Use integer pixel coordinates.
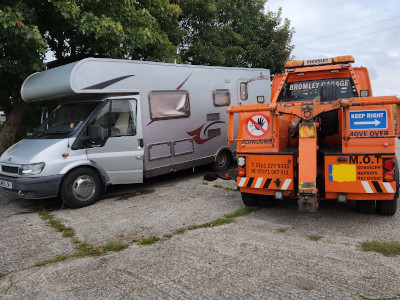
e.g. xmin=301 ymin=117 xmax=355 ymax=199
xmin=279 ymin=78 xmax=357 ymax=102
xmin=31 ymin=102 xmax=99 ymax=138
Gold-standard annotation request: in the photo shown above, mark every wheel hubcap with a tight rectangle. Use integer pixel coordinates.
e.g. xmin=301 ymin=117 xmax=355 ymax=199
xmin=72 ymin=175 xmax=96 ymax=201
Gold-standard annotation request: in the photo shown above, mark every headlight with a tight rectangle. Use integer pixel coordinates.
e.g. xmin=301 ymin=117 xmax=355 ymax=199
xmin=19 ymin=162 xmax=46 ymax=175
xmin=237 ymin=157 xmax=246 ymax=166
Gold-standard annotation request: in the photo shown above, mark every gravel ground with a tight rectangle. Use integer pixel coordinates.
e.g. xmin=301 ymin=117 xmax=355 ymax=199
xmin=0 ymin=142 xmax=399 ymax=299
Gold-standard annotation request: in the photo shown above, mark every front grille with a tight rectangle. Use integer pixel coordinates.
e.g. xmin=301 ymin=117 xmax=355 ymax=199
xmin=1 ymin=165 xmax=19 ymax=174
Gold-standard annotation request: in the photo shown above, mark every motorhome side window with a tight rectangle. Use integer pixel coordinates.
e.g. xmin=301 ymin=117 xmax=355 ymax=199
xmin=93 ymin=99 xmax=137 ymax=137
xmin=240 ymin=82 xmax=248 ymax=100
xmin=149 ymin=91 xmax=190 ymax=120
xmin=213 ymin=90 xmax=230 ymax=106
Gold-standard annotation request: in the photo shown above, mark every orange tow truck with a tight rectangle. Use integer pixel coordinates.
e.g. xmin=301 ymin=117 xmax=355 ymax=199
xmin=227 ymin=55 xmax=400 ymax=215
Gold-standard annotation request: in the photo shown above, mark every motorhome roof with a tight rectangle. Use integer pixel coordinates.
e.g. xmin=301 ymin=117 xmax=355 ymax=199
xmin=21 ymin=58 xmax=270 ymax=103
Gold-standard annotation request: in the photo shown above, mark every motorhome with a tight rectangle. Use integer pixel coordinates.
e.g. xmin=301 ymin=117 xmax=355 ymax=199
xmin=0 ymin=58 xmax=270 ymax=208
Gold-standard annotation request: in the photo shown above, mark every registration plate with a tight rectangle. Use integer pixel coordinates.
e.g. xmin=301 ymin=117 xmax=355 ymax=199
xmin=0 ymin=180 xmax=12 ymax=189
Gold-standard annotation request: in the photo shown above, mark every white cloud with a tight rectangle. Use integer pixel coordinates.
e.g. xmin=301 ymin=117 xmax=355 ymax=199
xmin=266 ymin=0 xmax=400 ymax=96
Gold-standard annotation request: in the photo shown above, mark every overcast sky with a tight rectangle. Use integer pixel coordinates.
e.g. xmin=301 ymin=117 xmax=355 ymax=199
xmin=265 ymin=0 xmax=400 ymax=96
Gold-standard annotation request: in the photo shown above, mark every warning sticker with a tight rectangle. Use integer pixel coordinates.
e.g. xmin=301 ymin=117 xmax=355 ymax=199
xmin=245 ymin=113 xmax=270 ymax=138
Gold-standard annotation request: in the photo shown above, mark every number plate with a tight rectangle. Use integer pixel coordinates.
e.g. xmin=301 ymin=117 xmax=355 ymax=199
xmin=0 ymin=180 xmax=12 ymax=189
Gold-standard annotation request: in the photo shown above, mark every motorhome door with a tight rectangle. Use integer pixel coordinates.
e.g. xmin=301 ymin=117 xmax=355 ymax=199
xmin=86 ymin=97 xmax=144 ymax=184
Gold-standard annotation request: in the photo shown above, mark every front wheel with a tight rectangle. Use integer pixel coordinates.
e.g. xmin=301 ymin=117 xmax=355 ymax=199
xmin=60 ymin=167 xmax=102 ymax=208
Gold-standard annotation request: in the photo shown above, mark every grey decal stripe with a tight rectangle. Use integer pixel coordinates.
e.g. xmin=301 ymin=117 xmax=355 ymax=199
xmin=83 ymin=75 xmax=134 ymax=90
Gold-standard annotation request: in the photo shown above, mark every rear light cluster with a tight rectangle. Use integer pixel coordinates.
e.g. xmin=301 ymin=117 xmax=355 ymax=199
xmin=237 ymin=156 xmax=246 ymax=177
xmin=383 ymin=159 xmax=396 ymax=182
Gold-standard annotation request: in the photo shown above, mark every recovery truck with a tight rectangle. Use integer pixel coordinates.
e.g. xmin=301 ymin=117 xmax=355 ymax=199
xmin=227 ymin=55 xmax=400 ymax=215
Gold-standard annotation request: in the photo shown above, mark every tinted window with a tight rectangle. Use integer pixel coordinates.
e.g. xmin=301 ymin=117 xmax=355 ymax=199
xmin=149 ymin=91 xmax=190 ymax=120
xmin=213 ymin=90 xmax=230 ymax=106
xmin=279 ymin=78 xmax=357 ymax=102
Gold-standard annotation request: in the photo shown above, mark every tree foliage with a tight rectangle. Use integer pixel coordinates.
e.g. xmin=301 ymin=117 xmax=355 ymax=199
xmin=172 ymin=0 xmax=294 ymax=74
xmin=0 ymin=0 xmax=293 ymax=153
xmin=31 ymin=0 xmax=182 ymax=62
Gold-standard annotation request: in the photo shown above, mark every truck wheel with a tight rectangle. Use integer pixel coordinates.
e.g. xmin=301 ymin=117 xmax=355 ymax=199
xmin=258 ymin=195 xmax=277 ymax=207
xmin=60 ymin=167 xmax=102 ymax=208
xmin=356 ymin=200 xmax=375 ymax=214
xmin=241 ymin=192 xmax=258 ymax=206
xmin=212 ymin=150 xmax=231 ymax=171
xmin=376 ymin=199 xmax=398 ymax=216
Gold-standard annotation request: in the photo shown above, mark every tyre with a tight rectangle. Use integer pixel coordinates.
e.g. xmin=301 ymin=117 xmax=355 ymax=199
xmin=258 ymin=195 xmax=277 ymax=207
xmin=319 ymin=83 xmax=339 ymax=135
xmin=241 ymin=192 xmax=258 ymax=206
xmin=376 ymin=198 xmax=398 ymax=216
xmin=356 ymin=200 xmax=375 ymax=214
xmin=60 ymin=167 xmax=102 ymax=208
xmin=320 ymin=83 xmax=339 ymax=102
xmin=212 ymin=150 xmax=232 ymax=171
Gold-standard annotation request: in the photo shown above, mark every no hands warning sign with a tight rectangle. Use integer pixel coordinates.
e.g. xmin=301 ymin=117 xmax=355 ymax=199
xmin=245 ymin=113 xmax=270 ymax=138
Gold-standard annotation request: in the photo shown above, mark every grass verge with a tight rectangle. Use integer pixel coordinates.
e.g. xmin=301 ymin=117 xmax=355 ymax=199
xmin=32 ymin=206 xmax=128 ymax=267
xmin=308 ymin=235 xmax=323 ymax=241
xmin=361 ymin=241 xmax=400 ymax=257
xmin=213 ymin=184 xmax=238 ymax=192
xmin=173 ymin=206 xmax=259 ymax=235
xmin=138 ymin=236 xmax=160 ymax=245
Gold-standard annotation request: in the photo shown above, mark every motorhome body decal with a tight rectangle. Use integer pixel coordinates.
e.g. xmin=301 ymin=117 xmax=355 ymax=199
xmin=176 ymin=72 xmax=193 ymax=90
xmin=246 ymin=75 xmax=270 ymax=84
xmin=187 ymin=121 xmax=225 ymax=144
xmin=83 ymin=75 xmax=135 ymax=90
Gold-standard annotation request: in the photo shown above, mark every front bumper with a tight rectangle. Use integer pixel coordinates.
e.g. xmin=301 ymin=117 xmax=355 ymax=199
xmin=0 ymin=173 xmax=63 ymax=199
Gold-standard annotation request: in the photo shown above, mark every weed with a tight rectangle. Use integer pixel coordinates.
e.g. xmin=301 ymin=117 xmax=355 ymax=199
xmin=138 ymin=236 xmax=159 ymax=245
xmin=308 ymin=235 xmax=323 ymax=241
xmin=277 ymin=227 xmax=287 ymax=233
xmin=173 ymin=228 xmax=186 ymax=235
xmin=202 ymin=181 xmax=209 ymax=185
xmin=213 ymin=184 xmax=238 ymax=192
xmin=361 ymin=241 xmax=400 ymax=257
xmin=104 ymin=242 xmax=128 ymax=252
xmin=37 ymin=210 xmax=74 ymax=238
xmin=35 ymin=255 xmax=70 ymax=267
xmin=0 ymin=273 xmax=7 ymax=279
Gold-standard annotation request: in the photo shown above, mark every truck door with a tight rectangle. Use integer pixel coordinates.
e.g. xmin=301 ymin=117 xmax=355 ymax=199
xmin=87 ymin=97 xmax=144 ymax=184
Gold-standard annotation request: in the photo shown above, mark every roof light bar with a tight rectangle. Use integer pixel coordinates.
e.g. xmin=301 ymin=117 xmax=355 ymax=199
xmin=284 ymin=55 xmax=355 ymax=69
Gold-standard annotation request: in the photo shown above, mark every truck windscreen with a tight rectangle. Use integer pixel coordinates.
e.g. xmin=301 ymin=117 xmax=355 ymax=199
xmin=279 ymin=78 xmax=357 ymax=102
xmin=31 ymin=102 xmax=99 ymax=138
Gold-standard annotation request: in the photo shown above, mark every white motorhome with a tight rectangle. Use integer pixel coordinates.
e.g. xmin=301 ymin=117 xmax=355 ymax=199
xmin=0 ymin=58 xmax=270 ymax=208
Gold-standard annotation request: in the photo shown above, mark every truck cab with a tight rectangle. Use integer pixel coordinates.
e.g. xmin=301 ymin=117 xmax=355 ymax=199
xmin=228 ymin=55 xmax=400 ymax=215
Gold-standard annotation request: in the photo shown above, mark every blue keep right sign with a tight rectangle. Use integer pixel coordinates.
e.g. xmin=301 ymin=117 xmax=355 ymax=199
xmin=349 ymin=110 xmax=387 ymax=130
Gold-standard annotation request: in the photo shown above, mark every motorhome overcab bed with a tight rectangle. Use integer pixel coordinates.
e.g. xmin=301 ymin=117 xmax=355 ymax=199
xmin=0 ymin=58 xmax=270 ymax=208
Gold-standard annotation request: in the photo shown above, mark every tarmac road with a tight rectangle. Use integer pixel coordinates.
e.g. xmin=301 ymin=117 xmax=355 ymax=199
xmin=1 ymin=144 xmax=400 ymax=299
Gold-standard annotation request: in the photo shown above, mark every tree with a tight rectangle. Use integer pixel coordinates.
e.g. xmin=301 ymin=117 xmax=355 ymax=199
xmin=0 ymin=1 xmax=46 ymax=154
xmin=0 ymin=0 xmax=183 ymax=154
xmin=172 ymin=0 xmax=294 ymax=74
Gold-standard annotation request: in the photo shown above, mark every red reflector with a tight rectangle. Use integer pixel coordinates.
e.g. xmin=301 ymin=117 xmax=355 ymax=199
xmin=238 ymin=168 xmax=245 ymax=177
xmin=383 ymin=171 xmax=395 ymax=182
xmin=383 ymin=159 xmax=395 ymax=170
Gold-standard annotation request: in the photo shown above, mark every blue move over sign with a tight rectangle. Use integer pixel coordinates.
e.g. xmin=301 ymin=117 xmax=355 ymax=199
xmin=349 ymin=110 xmax=387 ymax=130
